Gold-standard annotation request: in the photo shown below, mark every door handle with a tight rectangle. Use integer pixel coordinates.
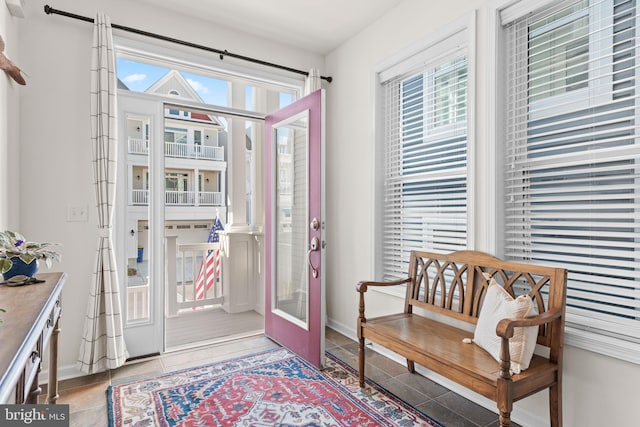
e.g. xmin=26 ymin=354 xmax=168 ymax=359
xmin=308 ymin=237 xmax=320 ymax=278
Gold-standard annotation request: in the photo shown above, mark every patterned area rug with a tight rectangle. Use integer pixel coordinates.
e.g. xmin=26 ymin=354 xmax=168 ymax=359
xmin=107 ymin=347 xmax=443 ymax=426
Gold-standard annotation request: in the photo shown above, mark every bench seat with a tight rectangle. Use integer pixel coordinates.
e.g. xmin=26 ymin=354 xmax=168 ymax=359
xmin=362 ymin=313 xmax=558 ymax=401
xmin=357 ymin=250 xmax=567 ymax=427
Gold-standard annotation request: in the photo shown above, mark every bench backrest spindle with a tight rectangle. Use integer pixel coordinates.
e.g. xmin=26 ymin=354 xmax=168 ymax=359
xmin=405 ymin=250 xmax=567 ymax=351
xmin=358 ymin=249 xmax=568 ymax=426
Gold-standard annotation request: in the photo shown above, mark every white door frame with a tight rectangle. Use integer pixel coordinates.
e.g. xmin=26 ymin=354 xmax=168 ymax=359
xmin=116 ymin=92 xmax=165 ymax=358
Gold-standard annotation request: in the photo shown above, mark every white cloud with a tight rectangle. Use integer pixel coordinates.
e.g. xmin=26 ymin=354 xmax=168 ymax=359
xmin=123 ymin=74 xmax=147 ymax=83
xmin=187 ymin=78 xmax=210 ymax=93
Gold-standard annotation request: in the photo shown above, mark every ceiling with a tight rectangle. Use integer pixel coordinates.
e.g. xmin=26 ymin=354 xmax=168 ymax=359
xmin=136 ymin=0 xmax=404 ymax=55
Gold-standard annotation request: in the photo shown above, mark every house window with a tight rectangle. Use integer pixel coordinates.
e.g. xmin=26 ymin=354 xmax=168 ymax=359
xmin=165 ymin=172 xmax=189 ymax=192
xmin=164 ymin=127 xmax=187 ymax=144
xmin=527 ymin=0 xmax=589 ymax=104
xmin=377 ymin=19 xmax=474 ymax=281
xmin=502 ymin=0 xmax=640 ymax=360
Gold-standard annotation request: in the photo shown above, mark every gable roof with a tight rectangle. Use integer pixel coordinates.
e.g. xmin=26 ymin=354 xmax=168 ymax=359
xmin=145 ymin=70 xmax=202 ymax=102
xmin=144 ymin=70 xmax=222 ymax=127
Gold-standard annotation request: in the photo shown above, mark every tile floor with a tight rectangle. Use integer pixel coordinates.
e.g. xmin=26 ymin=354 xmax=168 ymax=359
xmin=44 ymin=329 xmax=520 ymax=427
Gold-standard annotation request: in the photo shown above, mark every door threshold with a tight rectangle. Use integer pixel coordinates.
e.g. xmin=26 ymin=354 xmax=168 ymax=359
xmin=164 ymin=329 xmax=265 ymax=353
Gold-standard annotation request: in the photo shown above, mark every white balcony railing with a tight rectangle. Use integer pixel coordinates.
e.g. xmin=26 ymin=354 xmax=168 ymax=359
xmin=128 ymin=137 xmax=149 ymax=154
xmin=199 ymin=191 xmax=223 ymax=206
xmin=166 ymin=237 xmax=224 ymax=316
xmin=132 ymin=189 xmax=149 ymax=205
xmin=131 ymin=189 xmax=223 ymax=207
xmin=128 ymin=138 xmax=224 ymax=161
xmin=127 ymin=283 xmax=149 ymax=322
xmin=166 ymin=190 xmax=195 ymax=206
xmin=194 ymin=145 xmax=224 ymax=161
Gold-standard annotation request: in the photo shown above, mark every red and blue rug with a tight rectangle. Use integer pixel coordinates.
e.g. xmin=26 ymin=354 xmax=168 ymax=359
xmin=107 ymin=347 xmax=443 ymax=426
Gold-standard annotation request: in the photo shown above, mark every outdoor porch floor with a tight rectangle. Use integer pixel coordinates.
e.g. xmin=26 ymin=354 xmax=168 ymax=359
xmin=165 ymin=306 xmax=264 ymax=350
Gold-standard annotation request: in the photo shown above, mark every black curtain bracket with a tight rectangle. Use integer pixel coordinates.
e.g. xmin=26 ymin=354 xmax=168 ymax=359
xmin=44 ymin=4 xmax=333 ymax=83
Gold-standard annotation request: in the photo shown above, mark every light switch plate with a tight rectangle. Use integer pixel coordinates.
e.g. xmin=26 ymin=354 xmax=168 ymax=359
xmin=67 ymin=204 xmax=88 ymax=222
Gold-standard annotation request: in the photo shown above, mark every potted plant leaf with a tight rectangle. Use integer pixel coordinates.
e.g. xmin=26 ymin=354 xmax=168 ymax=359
xmin=0 ymin=230 xmax=61 ymax=284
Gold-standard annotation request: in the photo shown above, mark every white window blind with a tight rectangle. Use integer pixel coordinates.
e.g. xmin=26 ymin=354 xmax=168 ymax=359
xmin=503 ymin=0 xmax=640 ymax=349
xmin=382 ymin=54 xmax=469 ymax=280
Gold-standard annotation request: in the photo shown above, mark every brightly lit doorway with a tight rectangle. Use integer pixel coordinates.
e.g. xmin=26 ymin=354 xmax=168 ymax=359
xmin=114 ymin=43 xmax=304 ymax=357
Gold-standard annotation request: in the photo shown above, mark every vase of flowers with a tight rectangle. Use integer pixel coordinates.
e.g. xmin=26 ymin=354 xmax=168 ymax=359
xmin=0 ymin=230 xmax=61 ymax=280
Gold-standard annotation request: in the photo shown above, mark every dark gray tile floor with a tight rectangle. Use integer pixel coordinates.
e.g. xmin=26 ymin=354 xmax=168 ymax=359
xmin=46 ymin=328 xmax=519 ymax=427
xmin=324 ymin=329 xmax=519 ymax=427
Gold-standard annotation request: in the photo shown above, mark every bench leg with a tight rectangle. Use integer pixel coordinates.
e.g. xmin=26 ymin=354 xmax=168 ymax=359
xmin=358 ymin=337 xmax=365 ymax=388
xmin=550 ymin=381 xmax=562 ymax=427
xmin=407 ymin=359 xmax=415 ymax=373
xmin=499 ymin=411 xmax=511 ymax=427
xmin=497 ymin=380 xmax=513 ymax=427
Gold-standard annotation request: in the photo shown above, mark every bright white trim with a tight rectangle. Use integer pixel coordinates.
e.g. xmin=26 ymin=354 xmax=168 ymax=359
xmin=466 ymin=11 xmax=477 ymax=251
xmin=374 ymin=13 xmax=475 ymax=83
xmin=565 ymin=326 xmax=640 ymax=365
xmin=490 ymin=0 xmax=640 ymax=365
xmin=114 ymin=36 xmax=304 ymax=94
xmin=370 ymin=68 xmax=385 ymax=281
xmin=371 ymin=11 xmax=476 ymax=281
xmin=118 ymin=89 xmax=266 ymax=122
xmin=498 ymin=0 xmax=563 ymax=25
xmin=370 ymin=13 xmax=476 ymax=281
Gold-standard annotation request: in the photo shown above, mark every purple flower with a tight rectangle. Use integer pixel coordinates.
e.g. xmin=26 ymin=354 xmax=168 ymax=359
xmin=14 ymin=239 xmax=24 ymax=248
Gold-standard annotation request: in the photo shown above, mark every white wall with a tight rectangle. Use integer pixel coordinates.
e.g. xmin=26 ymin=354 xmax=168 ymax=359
xmin=16 ymin=0 xmax=323 ymax=377
xmin=0 ymin=2 xmax=21 ymax=229
xmin=323 ymin=0 xmax=638 ymax=426
xmin=10 ymin=0 xmax=639 ymax=425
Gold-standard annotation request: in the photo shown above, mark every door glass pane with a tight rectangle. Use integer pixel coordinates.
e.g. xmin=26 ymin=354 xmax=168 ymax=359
xmin=125 ymin=114 xmax=150 ymax=323
xmin=274 ymin=113 xmax=309 ymax=324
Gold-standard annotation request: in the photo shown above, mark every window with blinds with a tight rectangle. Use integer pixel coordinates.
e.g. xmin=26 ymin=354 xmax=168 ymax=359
xmin=382 ymin=53 xmax=469 ymax=280
xmin=503 ymin=0 xmax=640 ymax=347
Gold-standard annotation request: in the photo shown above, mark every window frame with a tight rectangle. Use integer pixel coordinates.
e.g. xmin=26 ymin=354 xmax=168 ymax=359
xmin=489 ymin=0 xmax=640 ymax=364
xmin=526 ymin=0 xmax=615 ymax=120
xmin=371 ymin=12 xmax=476 ymax=296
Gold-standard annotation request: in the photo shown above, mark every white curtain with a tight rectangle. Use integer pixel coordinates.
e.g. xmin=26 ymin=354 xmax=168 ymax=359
xmin=77 ymin=12 xmax=128 ymax=374
xmin=304 ymin=68 xmax=321 ymax=95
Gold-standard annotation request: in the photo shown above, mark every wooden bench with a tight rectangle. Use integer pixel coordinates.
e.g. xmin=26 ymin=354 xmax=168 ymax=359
xmin=356 ymin=250 xmax=567 ymax=427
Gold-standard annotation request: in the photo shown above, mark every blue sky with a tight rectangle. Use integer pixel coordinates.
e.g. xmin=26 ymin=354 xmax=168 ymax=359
xmin=116 ymin=58 xmax=229 ymax=106
xmin=117 ymin=58 xmax=294 ymax=109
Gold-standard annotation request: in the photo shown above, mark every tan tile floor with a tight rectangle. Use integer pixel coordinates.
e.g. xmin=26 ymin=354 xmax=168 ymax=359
xmin=44 ymin=329 xmax=518 ymax=427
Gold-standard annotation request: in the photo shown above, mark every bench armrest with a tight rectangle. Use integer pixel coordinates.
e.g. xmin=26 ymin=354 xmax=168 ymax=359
xmin=357 ymin=278 xmax=412 ymax=333
xmin=495 ymin=307 xmax=563 ymax=339
xmin=356 ymin=277 xmax=412 ymax=293
xmin=495 ymin=308 xmax=563 ymax=379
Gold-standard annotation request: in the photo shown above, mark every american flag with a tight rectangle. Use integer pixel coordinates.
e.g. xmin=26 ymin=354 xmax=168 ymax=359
xmin=194 ymin=216 xmax=224 ymax=300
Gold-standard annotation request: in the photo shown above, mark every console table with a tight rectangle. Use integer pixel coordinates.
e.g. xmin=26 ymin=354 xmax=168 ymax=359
xmin=0 ymin=272 xmax=65 ymax=404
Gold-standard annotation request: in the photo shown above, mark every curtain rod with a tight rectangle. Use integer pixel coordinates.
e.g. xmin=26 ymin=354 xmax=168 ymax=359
xmin=44 ymin=5 xmax=333 ymax=83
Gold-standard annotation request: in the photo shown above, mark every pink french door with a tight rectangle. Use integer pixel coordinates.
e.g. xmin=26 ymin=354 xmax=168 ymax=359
xmin=264 ymin=89 xmax=325 ymax=369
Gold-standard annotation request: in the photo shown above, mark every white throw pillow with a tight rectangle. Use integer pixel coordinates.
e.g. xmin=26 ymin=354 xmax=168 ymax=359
xmin=473 ymin=278 xmax=539 ymax=374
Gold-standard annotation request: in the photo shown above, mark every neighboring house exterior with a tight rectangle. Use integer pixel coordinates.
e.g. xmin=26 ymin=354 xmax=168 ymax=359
xmin=123 ymin=70 xmax=229 ymax=263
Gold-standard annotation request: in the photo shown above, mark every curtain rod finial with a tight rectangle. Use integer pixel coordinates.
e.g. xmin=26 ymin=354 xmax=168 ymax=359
xmin=44 ymin=5 xmax=52 ymax=14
